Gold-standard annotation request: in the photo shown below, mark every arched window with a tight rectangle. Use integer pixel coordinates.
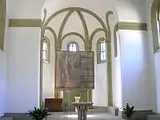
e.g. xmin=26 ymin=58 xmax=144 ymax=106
xmin=151 ymin=0 xmax=160 ymax=52
xmin=157 ymin=5 xmax=160 ymax=46
xmin=97 ymin=38 xmax=106 ymax=64
xmin=67 ymin=41 xmax=79 ymax=52
xmin=42 ymin=37 xmax=50 ymax=63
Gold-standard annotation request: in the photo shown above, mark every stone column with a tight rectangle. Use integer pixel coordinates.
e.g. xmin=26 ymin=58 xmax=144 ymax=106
xmin=0 ymin=0 xmax=6 ymax=50
xmin=105 ymin=11 xmax=113 ymax=106
xmin=107 ymin=41 xmax=113 ymax=106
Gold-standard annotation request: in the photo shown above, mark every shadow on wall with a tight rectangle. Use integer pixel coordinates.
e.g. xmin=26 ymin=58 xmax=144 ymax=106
xmin=114 ymin=0 xmax=145 ymax=21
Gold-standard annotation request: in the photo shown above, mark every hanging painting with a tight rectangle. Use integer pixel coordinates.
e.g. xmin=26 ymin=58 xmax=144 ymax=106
xmin=55 ymin=51 xmax=94 ymax=89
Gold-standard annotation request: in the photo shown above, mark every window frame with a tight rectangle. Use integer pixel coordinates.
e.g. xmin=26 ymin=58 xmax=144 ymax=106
xmin=67 ymin=41 xmax=79 ymax=52
xmin=151 ymin=0 xmax=160 ymax=53
xmin=157 ymin=5 xmax=160 ymax=46
xmin=42 ymin=36 xmax=50 ymax=63
xmin=97 ymin=38 xmax=107 ymax=64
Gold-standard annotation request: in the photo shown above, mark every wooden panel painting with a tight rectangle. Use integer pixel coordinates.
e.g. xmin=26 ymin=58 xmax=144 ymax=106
xmin=55 ymin=51 xmax=94 ymax=89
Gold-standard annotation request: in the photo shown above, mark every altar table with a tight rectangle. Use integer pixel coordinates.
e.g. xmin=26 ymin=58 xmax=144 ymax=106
xmin=72 ymin=102 xmax=93 ymax=120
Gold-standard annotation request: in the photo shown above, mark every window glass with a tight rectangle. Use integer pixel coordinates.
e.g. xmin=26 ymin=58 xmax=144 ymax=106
xmin=42 ymin=41 xmax=48 ymax=62
xmin=67 ymin=42 xmax=79 ymax=52
xmin=100 ymin=39 xmax=106 ymax=62
xmin=158 ymin=6 xmax=160 ymax=45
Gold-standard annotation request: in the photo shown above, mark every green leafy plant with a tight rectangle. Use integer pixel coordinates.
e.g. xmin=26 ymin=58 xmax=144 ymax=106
xmin=123 ymin=103 xmax=135 ymax=120
xmin=27 ymin=107 xmax=50 ymax=120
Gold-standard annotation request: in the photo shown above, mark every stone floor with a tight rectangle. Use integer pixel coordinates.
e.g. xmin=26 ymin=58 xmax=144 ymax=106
xmin=47 ymin=112 xmax=123 ymax=120
xmin=1 ymin=107 xmax=123 ymax=120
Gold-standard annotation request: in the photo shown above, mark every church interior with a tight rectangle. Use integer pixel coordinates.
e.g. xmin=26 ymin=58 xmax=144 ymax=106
xmin=0 ymin=0 xmax=160 ymax=120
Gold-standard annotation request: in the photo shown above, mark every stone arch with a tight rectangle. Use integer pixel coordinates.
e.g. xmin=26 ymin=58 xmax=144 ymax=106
xmin=62 ymin=32 xmax=85 ymax=49
xmin=40 ymin=6 xmax=114 ymax=106
xmin=62 ymin=32 xmax=85 ymax=43
xmin=42 ymin=7 xmax=108 ymax=41
xmin=66 ymin=41 xmax=79 ymax=51
xmin=41 ymin=7 xmax=113 ymax=52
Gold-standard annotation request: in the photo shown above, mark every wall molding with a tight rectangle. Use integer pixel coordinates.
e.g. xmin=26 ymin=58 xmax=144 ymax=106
xmin=117 ymin=22 xmax=147 ymax=31
xmin=114 ymin=22 xmax=148 ymax=57
xmin=8 ymin=19 xmax=147 ymax=30
xmin=8 ymin=19 xmax=41 ymax=27
xmin=7 ymin=19 xmax=148 ymax=58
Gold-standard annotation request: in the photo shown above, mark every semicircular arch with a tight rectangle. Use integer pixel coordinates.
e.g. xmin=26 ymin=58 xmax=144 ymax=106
xmin=42 ymin=7 xmax=108 ymax=41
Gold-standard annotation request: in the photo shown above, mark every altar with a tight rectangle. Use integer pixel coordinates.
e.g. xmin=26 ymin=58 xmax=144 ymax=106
xmin=72 ymin=102 xmax=93 ymax=120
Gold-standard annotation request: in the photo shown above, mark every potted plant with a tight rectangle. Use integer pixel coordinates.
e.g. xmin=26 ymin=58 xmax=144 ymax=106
xmin=27 ymin=107 xmax=50 ymax=120
xmin=122 ymin=103 xmax=135 ymax=120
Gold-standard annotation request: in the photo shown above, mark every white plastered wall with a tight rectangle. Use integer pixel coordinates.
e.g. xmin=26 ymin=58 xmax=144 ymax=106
xmin=112 ymin=31 xmax=122 ymax=108
xmin=5 ymin=0 xmax=44 ymax=113
xmin=0 ymin=50 xmax=6 ymax=116
xmin=114 ymin=0 xmax=157 ymax=111
xmin=0 ymin=1 xmax=9 ymax=115
xmin=114 ymin=0 xmax=147 ymax=22
xmin=120 ymin=30 xmax=156 ymax=110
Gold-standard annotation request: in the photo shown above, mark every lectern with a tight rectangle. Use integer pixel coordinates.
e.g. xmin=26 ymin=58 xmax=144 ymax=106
xmin=72 ymin=102 xmax=93 ymax=120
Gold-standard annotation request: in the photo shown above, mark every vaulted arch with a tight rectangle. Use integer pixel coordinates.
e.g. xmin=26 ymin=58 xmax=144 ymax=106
xmin=40 ymin=6 xmax=114 ymax=106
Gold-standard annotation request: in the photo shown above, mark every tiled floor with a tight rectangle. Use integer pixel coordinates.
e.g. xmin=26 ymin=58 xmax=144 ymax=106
xmin=47 ymin=112 xmax=123 ymax=120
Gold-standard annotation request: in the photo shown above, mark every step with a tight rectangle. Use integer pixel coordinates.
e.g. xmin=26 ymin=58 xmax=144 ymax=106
xmin=0 ymin=117 xmax=13 ymax=120
xmin=88 ymin=106 xmax=107 ymax=112
xmin=3 ymin=113 xmax=32 ymax=120
xmin=148 ymin=114 xmax=160 ymax=120
xmin=106 ymin=106 xmax=119 ymax=116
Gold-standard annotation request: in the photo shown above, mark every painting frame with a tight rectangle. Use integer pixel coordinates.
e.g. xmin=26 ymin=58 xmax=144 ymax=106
xmin=55 ymin=51 xmax=94 ymax=89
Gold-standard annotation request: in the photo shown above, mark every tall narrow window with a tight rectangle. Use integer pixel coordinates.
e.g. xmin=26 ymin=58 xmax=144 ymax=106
xmin=152 ymin=1 xmax=160 ymax=52
xmin=97 ymin=38 xmax=106 ymax=64
xmin=157 ymin=5 xmax=160 ymax=46
xmin=42 ymin=37 xmax=50 ymax=63
xmin=67 ymin=41 xmax=79 ymax=52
